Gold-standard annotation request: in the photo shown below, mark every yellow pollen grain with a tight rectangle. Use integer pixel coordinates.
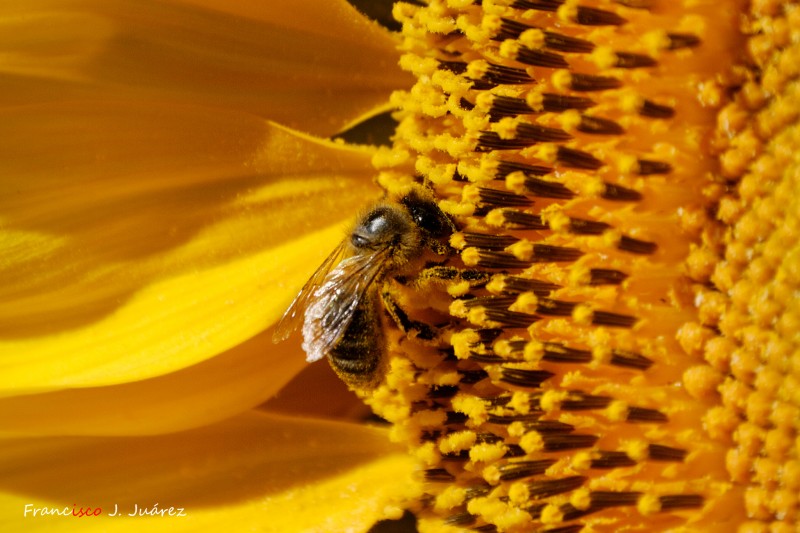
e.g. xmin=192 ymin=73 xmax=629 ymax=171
xmin=467 ymin=307 xmax=491 ymax=327
xmin=508 ymin=482 xmax=530 ymax=505
xmin=499 ymin=39 xmax=521 ymax=61
xmin=519 ymin=28 xmax=546 ymax=49
xmin=434 ymin=486 xmax=467 ymax=511
xmin=474 ymin=92 xmax=494 ymax=112
xmin=431 ymin=370 xmax=462 ymax=387
xmin=676 ymin=321 xmax=714 ymax=356
xmin=485 ymin=275 xmax=506 ymax=294
xmin=540 ymin=390 xmax=569 ymax=412
xmin=570 ymin=488 xmax=592 ymax=510
xmin=485 ymin=209 xmax=506 ymax=228
xmin=463 ymin=110 xmax=491 ymax=133
xmin=551 ymin=70 xmax=572 ymax=92
xmin=519 ymin=431 xmax=544 ymax=453
xmin=505 ymin=171 xmax=527 ymax=194
xmin=571 ymin=451 xmax=593 ymax=471
xmin=450 ymin=329 xmax=480 ymax=359
xmin=372 ymin=146 xmax=412 ymax=169
xmin=467 ymin=497 xmax=507 ymax=522
xmin=523 ymin=143 xmax=559 ymax=163
xmin=643 ymin=29 xmax=670 ymax=54
xmin=470 ymin=442 xmax=508 ymax=463
xmin=459 ymin=245 xmax=481 ymax=265
xmin=510 ymin=292 xmax=538 ymax=314
xmin=637 ymin=494 xmax=662 ymax=516
xmin=415 ymin=442 xmax=440 ymax=467
xmin=567 ymin=264 xmax=593 ymax=287
xmin=461 ymin=184 xmax=482 ymax=206
xmin=606 ymin=400 xmax=630 ymax=422
xmin=556 ymin=0 xmax=578 ymax=22
xmin=542 ymin=207 xmax=570 ymax=233
xmin=683 ymin=365 xmax=725 ymax=399
xmin=482 ymin=464 xmax=501 ymax=485
xmin=447 ymin=279 xmax=471 ymax=297
xmin=523 ymin=340 xmax=545 ymax=363
xmin=507 ymin=421 xmax=527 ymax=439
xmin=492 ymin=338 xmax=514 ymax=357
xmin=508 ymin=391 xmax=531 ymax=414
xmin=558 ymin=109 xmax=583 ymax=132
xmin=589 ymin=46 xmax=618 ymax=69
xmin=449 ymin=232 xmax=467 ymax=250
xmin=495 ymin=117 xmax=519 ymax=140
xmin=508 ymin=239 xmax=534 ymax=260
xmin=622 ymin=440 xmax=650 ymax=462
xmin=466 ymin=59 xmax=489 ymax=80
xmin=540 ymin=503 xmax=564 ymax=524
xmin=452 ymin=394 xmax=489 ymax=426
xmin=572 ymin=304 xmax=594 ymax=326
xmin=493 ymin=506 xmax=532 ymax=530
xmin=449 ymin=299 xmax=469 ymax=319
xmin=526 ymin=89 xmax=545 ymax=112
xmin=459 ymin=16 xmax=494 ymax=44
xmin=439 ymin=430 xmax=478 ymax=454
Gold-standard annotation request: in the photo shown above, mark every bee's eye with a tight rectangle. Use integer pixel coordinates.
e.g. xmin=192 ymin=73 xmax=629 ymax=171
xmin=351 ymin=232 xmax=370 ymax=248
xmin=364 ymin=212 xmax=390 ymax=236
xmin=406 ymin=200 xmax=451 ymax=237
xmin=351 ymin=208 xmax=394 ymax=248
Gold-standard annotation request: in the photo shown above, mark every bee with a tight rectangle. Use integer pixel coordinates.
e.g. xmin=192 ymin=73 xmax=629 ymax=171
xmin=272 ymin=186 xmax=455 ymax=389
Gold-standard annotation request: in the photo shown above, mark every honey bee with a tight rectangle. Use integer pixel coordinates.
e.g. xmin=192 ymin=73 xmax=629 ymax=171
xmin=272 ymin=187 xmax=455 ymax=389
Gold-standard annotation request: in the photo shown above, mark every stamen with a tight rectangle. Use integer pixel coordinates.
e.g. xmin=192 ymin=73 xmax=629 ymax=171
xmin=496 ymin=459 xmax=556 ymax=481
xmin=640 ymin=99 xmax=675 ymax=119
xmin=568 ymin=74 xmax=622 ymax=92
xmin=590 ymin=451 xmax=636 ymax=469
xmin=515 ymin=47 xmax=570 ymax=69
xmin=618 ymin=236 xmax=658 ymax=255
xmin=647 ymin=444 xmax=688 ymax=461
xmin=576 ymin=115 xmax=625 ymax=135
xmin=666 ymin=33 xmax=701 ymax=49
xmin=556 ymin=146 xmax=603 ymax=170
xmin=500 ymin=368 xmax=555 ymax=387
xmin=588 ymin=269 xmax=628 ymax=285
xmin=614 ymin=52 xmax=657 ymax=68
xmin=528 ymin=476 xmax=587 ymax=498
xmin=459 ymin=232 xmax=520 ymax=250
xmin=511 ymin=0 xmax=563 ymax=12
xmin=573 ymin=6 xmax=627 ymax=26
xmin=601 ymin=183 xmax=642 ymax=201
xmin=637 ymin=159 xmax=672 ymax=175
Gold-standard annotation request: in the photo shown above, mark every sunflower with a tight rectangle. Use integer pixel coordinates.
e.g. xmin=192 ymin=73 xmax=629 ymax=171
xmin=1 ymin=0 xmax=798 ymax=532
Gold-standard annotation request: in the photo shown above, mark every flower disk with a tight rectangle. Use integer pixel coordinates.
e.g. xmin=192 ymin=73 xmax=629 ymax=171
xmin=361 ymin=0 xmax=799 ymax=532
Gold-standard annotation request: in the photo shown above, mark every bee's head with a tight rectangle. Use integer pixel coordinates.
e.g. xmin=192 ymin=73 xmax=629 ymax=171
xmin=350 ymin=205 xmax=413 ymax=250
xmin=399 ymin=189 xmax=455 ymax=239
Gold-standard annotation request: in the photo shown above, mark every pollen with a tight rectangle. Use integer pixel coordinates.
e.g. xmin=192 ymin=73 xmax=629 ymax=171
xmin=361 ymin=0 xmax=800 ymax=531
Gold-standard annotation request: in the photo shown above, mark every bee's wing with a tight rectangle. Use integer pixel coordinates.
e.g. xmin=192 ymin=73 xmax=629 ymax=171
xmin=271 ymin=240 xmax=349 ymax=343
xmin=300 ymin=250 xmax=388 ymax=363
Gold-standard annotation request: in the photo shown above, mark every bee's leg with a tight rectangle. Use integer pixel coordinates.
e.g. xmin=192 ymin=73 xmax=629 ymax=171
xmin=382 ymin=267 xmax=492 ymax=342
xmin=380 ymin=288 xmax=440 ymax=342
xmin=414 ymin=265 xmax=493 ymax=293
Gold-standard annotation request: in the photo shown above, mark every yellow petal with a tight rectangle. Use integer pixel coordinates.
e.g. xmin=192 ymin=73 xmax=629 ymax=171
xmin=0 ymin=0 xmax=411 ymax=136
xmin=0 ymin=102 xmax=381 ymax=394
xmin=0 ymin=411 xmax=419 ymax=532
xmin=0 ymin=329 xmax=299 ymax=436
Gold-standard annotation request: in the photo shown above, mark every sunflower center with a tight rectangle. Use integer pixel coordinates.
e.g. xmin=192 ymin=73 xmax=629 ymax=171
xmin=361 ymin=0 xmax=797 ymax=531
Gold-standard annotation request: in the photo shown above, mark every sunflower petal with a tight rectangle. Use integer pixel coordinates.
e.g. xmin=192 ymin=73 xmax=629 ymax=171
xmin=0 ymin=411 xmax=419 ymax=532
xmin=0 ymin=102 xmax=381 ymax=394
xmin=0 ymin=0 xmax=411 ymax=136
